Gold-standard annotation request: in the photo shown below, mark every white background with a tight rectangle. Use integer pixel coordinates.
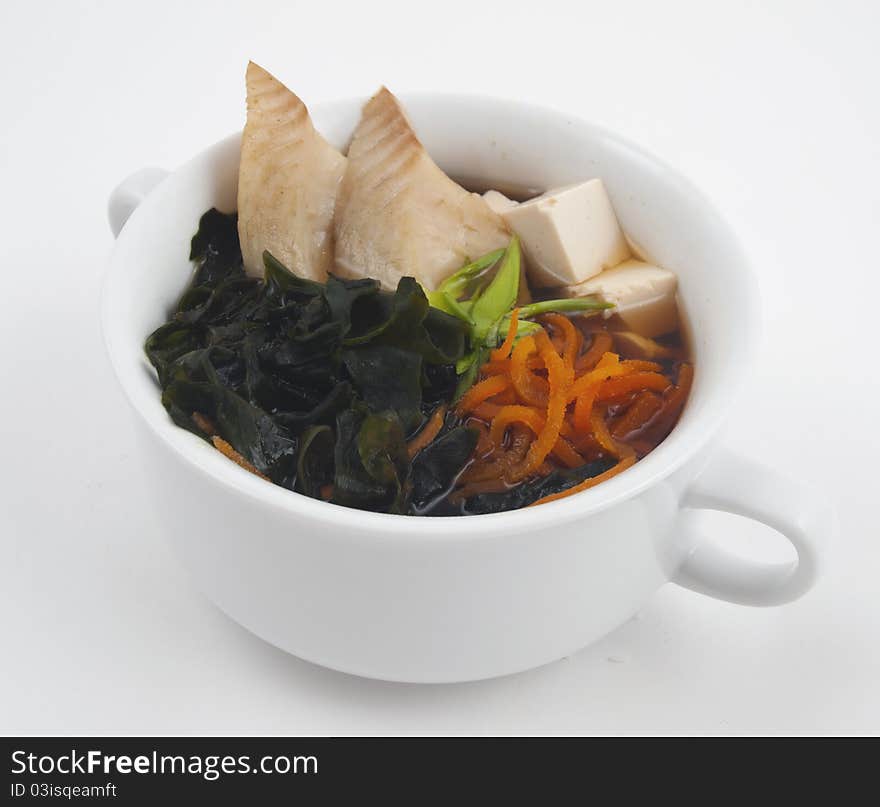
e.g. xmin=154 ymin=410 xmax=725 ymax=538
xmin=1 ymin=0 xmax=877 ymax=735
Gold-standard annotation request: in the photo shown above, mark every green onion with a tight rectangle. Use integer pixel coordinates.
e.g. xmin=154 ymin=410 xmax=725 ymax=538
xmin=425 ymin=237 xmax=615 ymax=398
xmin=469 ymin=236 xmax=522 ymax=342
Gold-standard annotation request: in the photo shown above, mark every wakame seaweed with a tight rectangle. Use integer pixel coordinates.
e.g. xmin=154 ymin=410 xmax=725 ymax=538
xmin=146 ymin=208 xmax=479 ymax=515
xmin=146 ymin=208 xmax=620 ymax=516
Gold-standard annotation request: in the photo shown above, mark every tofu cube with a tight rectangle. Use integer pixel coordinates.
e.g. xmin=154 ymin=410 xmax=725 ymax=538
xmin=563 ymin=260 xmax=678 ymax=337
xmin=502 ymin=179 xmax=631 ymax=288
xmin=482 ymin=189 xmax=519 ymax=215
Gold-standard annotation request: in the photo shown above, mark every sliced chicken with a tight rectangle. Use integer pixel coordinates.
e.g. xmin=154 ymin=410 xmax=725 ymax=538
xmin=334 ymin=87 xmax=511 ymax=291
xmin=237 ymin=62 xmax=346 ymax=280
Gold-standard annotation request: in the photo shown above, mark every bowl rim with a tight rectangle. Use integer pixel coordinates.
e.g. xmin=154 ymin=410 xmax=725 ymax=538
xmin=102 ymin=92 xmax=760 ymax=540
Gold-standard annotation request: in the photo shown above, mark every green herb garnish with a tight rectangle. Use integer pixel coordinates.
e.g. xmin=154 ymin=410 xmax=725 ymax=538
xmin=426 ymin=236 xmax=614 ymax=399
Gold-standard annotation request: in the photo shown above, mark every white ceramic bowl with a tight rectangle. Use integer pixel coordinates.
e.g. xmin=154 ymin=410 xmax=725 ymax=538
xmin=103 ymin=95 xmax=831 ymax=683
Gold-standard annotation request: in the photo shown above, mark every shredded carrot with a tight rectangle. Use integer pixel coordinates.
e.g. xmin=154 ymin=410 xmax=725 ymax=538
xmin=211 ymin=436 xmax=270 ymax=481
xmin=481 ymin=360 xmax=509 ymax=376
xmin=491 ymin=387 xmax=519 ymax=405
xmin=620 ymin=359 xmax=664 ymax=373
xmin=597 ymin=371 xmax=671 ymax=400
xmin=485 ymin=355 xmax=543 ymax=374
xmin=460 ymin=426 xmax=532 ymax=483
xmin=543 ymin=313 xmax=580 ymax=369
xmin=509 ymin=330 xmax=573 ymax=481
xmin=528 ymin=455 xmax=637 ymax=506
xmin=509 ymin=335 xmax=549 ymax=406
xmin=481 ymin=361 xmax=505 ymax=376
xmin=319 ymin=484 xmax=334 ymax=500
xmin=640 ymin=363 xmax=694 ymax=443
xmin=470 ymin=401 xmax=502 ymax=421
xmin=407 ymin=404 xmax=447 ymax=458
xmin=590 ymin=407 xmax=619 ymax=456
xmin=475 ymin=405 xmax=585 ymax=472
xmin=573 ymin=382 xmax=599 ymax=434
xmin=567 ymin=352 xmax=627 ymax=402
xmin=590 ymin=407 xmax=636 ymax=460
xmin=488 ymin=405 xmax=546 ymax=448
xmin=491 ymin=308 xmax=520 ymax=362
xmin=456 ymin=374 xmax=511 ymax=415
xmin=551 ymin=437 xmax=585 ymax=468
xmin=463 ymin=418 xmax=493 ymax=457
xmin=454 ymin=311 xmax=692 ymax=508
xmin=576 ymin=331 xmax=613 ymax=371
xmin=611 ymin=391 xmax=663 ymax=439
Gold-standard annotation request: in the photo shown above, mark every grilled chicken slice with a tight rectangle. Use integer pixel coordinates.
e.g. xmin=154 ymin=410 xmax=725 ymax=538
xmin=237 ymin=62 xmax=346 ymax=280
xmin=334 ymin=87 xmax=511 ymax=291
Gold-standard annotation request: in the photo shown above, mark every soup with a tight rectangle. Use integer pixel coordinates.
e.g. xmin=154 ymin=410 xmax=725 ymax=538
xmin=143 ymin=63 xmax=692 ymax=516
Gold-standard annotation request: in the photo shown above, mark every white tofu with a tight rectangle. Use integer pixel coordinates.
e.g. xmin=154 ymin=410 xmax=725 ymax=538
xmin=562 ymin=260 xmax=678 ymax=337
xmin=482 ymin=189 xmax=519 ymax=215
xmin=501 ymin=179 xmax=631 ymax=288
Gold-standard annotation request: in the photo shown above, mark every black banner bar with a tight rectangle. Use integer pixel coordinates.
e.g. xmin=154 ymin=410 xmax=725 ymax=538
xmin=0 ymin=736 xmax=864 ymax=802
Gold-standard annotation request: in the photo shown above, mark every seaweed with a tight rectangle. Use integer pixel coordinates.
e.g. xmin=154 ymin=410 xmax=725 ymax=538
xmin=331 ymin=409 xmax=410 ymax=513
xmin=145 ymin=208 xmax=472 ymax=515
xmin=409 ymin=426 xmax=479 ymax=514
xmin=342 ymin=347 xmax=423 ymax=434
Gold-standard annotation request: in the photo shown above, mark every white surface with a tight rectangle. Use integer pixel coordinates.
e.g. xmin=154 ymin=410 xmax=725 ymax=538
xmin=0 ymin=0 xmax=877 ymax=733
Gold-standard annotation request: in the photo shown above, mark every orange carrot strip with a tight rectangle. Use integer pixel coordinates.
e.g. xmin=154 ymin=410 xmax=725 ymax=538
xmin=465 ymin=418 xmax=494 ymax=459
xmin=488 ymin=405 xmax=546 ymax=448
xmin=471 ymin=401 xmax=502 ymax=421
xmin=483 ymin=355 xmax=545 ymax=376
xmin=559 ymin=420 xmax=578 ymax=441
xmin=491 ymin=387 xmax=519 ymax=405
xmin=509 ymin=335 xmax=548 ymax=406
xmin=481 ymin=361 xmax=508 ymax=376
xmin=597 ymin=371 xmax=671 ymax=401
xmin=457 ymin=374 xmax=511 ymax=415
xmin=407 ymin=404 xmax=448 ymax=458
xmin=611 ymin=391 xmax=662 ymax=439
xmin=528 ymin=455 xmax=637 ymax=506
xmin=491 ymin=308 xmax=520 ymax=362
xmin=620 ymin=359 xmax=664 ymax=373
xmin=573 ymin=381 xmax=600 ymax=434
xmin=509 ymin=330 xmax=573 ymax=481
xmin=551 ymin=437 xmax=585 ymax=469
xmin=212 ymin=436 xmax=270 ymax=481
xmin=568 ymin=432 xmax=604 ymax=461
xmin=640 ymin=363 xmax=694 ymax=443
xmin=543 ymin=313 xmax=580 ymax=369
xmin=461 ymin=426 xmax=533 ymax=483
xmin=590 ymin=407 xmax=620 ymax=457
xmin=576 ymin=331 xmax=613 ymax=371
xmin=567 ymin=352 xmax=626 ymax=403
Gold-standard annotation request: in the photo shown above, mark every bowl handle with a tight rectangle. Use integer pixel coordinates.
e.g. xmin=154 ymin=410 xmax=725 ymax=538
xmin=108 ymin=166 xmax=169 ymax=237
xmin=672 ymin=448 xmax=833 ymax=606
